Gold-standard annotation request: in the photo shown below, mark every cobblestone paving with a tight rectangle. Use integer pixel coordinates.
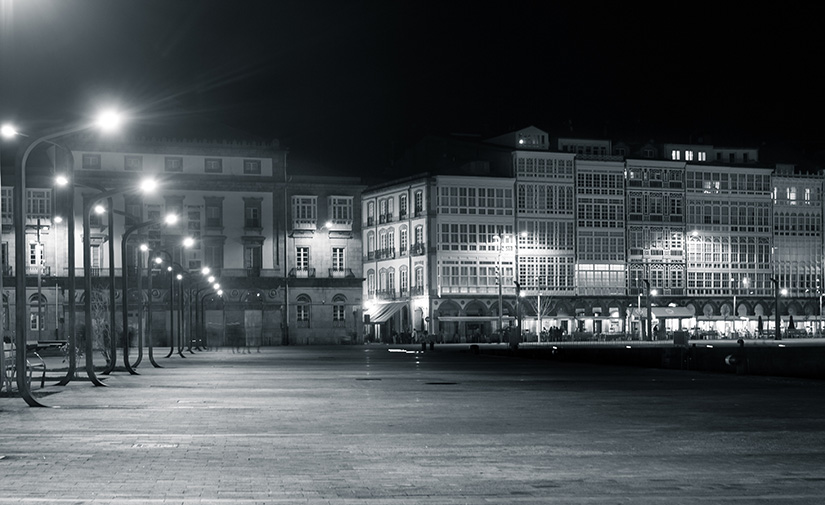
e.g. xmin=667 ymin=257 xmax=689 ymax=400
xmin=1 ymin=345 xmax=825 ymax=504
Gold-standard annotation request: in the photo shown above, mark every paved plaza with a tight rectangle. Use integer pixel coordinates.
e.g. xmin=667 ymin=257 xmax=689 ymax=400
xmin=2 ymin=344 xmax=825 ymax=504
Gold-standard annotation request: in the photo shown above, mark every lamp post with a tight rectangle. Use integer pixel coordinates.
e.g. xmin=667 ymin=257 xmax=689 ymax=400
xmin=771 ymin=277 xmax=781 ymax=340
xmin=14 ymin=117 xmax=122 ymax=405
xmin=120 ymin=213 xmax=178 ymax=373
xmin=643 ymin=279 xmax=652 ymax=341
xmin=83 ymin=180 xmax=156 ymax=378
xmin=494 ymin=235 xmax=503 ymax=334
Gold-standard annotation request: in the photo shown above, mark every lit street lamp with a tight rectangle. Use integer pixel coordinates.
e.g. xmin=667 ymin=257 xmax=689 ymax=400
xmin=13 ymin=113 xmax=123 ymax=405
xmin=120 ymin=213 xmax=177 ymax=373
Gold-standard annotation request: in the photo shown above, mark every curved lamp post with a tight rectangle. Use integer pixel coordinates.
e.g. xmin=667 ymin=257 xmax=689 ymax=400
xmin=12 ymin=115 xmax=122 ymax=405
xmin=82 ymin=179 xmax=156 ymax=381
xmin=120 ymin=213 xmax=177 ymax=373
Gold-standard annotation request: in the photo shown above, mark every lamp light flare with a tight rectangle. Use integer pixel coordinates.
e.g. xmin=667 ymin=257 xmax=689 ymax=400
xmin=182 ymin=236 xmax=195 ymax=248
xmin=201 ymin=267 xmax=210 ymax=275
xmin=176 ymin=274 xmax=183 ymax=280
xmin=140 ymin=178 xmax=158 ymax=193
xmin=55 ymin=175 xmax=69 ymax=186
xmin=140 ymin=243 xmax=149 ymax=252
xmin=1 ymin=123 xmax=18 ymax=138
xmin=95 ymin=110 xmax=122 ymax=131
xmin=94 ymin=204 xmax=106 ymax=214
xmin=164 ymin=214 xmax=178 ymax=225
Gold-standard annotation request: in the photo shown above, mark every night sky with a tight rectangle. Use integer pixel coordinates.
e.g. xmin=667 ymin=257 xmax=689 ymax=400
xmin=2 ymin=1 xmax=825 ymax=176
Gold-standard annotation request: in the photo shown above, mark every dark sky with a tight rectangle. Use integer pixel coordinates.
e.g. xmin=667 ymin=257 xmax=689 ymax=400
xmin=2 ymin=1 xmax=825 ymax=175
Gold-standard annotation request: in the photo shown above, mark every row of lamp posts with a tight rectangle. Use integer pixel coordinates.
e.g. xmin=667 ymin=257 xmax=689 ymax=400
xmin=1 ymin=115 xmax=223 ymax=407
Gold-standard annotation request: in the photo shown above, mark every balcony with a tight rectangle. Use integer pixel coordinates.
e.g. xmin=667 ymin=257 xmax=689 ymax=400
xmin=289 ymin=267 xmax=316 ymax=278
xmin=292 ymin=218 xmax=316 ymax=231
xmin=2 ymin=265 xmax=11 ymax=276
xmin=375 ymin=289 xmax=396 ymax=301
xmin=410 ymin=243 xmax=426 ymax=256
xmin=375 ymin=248 xmax=395 ymax=260
xmin=25 ymin=265 xmax=51 ymax=276
xmin=329 ymin=268 xmax=354 ymax=278
xmin=246 ymin=267 xmax=261 ymax=277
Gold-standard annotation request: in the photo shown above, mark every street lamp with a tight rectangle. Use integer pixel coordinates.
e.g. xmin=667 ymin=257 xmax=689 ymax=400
xmin=13 ymin=114 xmax=123 ymax=405
xmin=120 ymin=213 xmax=178 ymax=373
xmin=82 ymin=178 xmax=157 ymax=378
xmin=493 ymin=234 xmax=503 ymax=334
xmin=643 ymin=279 xmax=652 ymax=341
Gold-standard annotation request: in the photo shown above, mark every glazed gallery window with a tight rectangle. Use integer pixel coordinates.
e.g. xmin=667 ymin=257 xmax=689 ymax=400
xmin=329 ymin=196 xmax=353 ymax=224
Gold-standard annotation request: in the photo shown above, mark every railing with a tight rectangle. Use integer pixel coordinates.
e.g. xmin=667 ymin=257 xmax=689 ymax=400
xmin=25 ymin=265 xmax=51 ymax=276
xmin=246 ymin=267 xmax=261 ymax=277
xmin=410 ymin=243 xmax=426 ymax=256
xmin=329 ymin=268 xmax=354 ymax=278
xmin=2 ymin=264 xmax=13 ymax=276
xmin=375 ymin=290 xmax=396 ymax=300
xmin=244 ymin=219 xmax=262 ymax=229
xmin=292 ymin=218 xmax=316 ymax=230
xmin=289 ymin=267 xmax=316 ymax=278
xmin=376 ymin=248 xmax=395 ymax=260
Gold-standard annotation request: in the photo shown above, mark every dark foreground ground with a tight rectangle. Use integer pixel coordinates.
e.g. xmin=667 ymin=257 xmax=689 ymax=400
xmin=2 ymin=344 xmax=824 ymax=504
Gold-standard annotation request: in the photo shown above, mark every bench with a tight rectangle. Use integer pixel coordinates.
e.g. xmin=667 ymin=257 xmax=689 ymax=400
xmin=2 ymin=341 xmax=48 ymax=391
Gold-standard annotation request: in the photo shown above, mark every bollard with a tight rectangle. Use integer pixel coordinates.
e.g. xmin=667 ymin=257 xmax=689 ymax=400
xmin=429 ymin=341 xmax=434 ymax=351
xmin=421 ymin=341 xmax=426 ymax=352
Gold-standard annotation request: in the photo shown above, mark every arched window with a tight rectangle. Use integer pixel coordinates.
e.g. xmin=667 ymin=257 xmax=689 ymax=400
xmin=400 ymin=266 xmax=409 ymax=294
xmin=367 ymin=201 xmax=375 ymax=226
xmin=400 ymin=225 xmax=409 ymax=254
xmin=296 ymin=294 xmax=311 ymax=328
xmin=367 ymin=231 xmax=375 ymax=257
xmin=367 ymin=270 xmax=375 ymax=296
xmin=28 ymin=293 xmax=47 ymax=331
xmin=387 ymin=267 xmax=396 ymax=294
xmin=415 ymin=266 xmax=424 ymax=291
xmin=332 ymin=294 xmax=346 ymax=326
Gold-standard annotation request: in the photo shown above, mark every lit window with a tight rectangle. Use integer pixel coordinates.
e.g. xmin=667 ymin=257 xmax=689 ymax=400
xmin=698 ymin=152 xmax=707 ymax=161
xmin=671 ymin=150 xmax=680 ymax=161
xmin=685 ymin=151 xmax=693 ymax=161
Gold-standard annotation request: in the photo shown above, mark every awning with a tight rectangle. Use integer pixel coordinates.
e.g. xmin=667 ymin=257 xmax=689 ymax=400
xmin=651 ymin=306 xmax=695 ymax=318
xmin=367 ymin=301 xmax=408 ymax=323
xmin=632 ymin=306 xmax=696 ymax=318
xmin=438 ymin=315 xmax=515 ymax=322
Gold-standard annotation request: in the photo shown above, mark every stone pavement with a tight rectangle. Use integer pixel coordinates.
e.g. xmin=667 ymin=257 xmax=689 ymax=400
xmin=2 ymin=344 xmax=825 ymax=504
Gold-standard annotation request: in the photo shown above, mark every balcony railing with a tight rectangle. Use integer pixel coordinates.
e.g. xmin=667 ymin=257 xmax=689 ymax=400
xmin=410 ymin=242 xmax=426 ymax=256
xmin=375 ymin=290 xmax=396 ymax=301
xmin=246 ymin=266 xmax=261 ymax=277
xmin=2 ymin=264 xmax=12 ymax=276
xmin=329 ymin=268 xmax=354 ymax=278
xmin=376 ymin=248 xmax=395 ymax=260
xmin=25 ymin=265 xmax=51 ymax=276
xmin=289 ymin=267 xmax=316 ymax=278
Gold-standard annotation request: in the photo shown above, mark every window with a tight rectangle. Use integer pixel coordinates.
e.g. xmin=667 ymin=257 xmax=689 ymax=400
xmin=698 ymin=152 xmax=707 ymax=161
xmin=27 ymin=189 xmax=51 ymax=218
xmin=414 ymin=191 xmax=423 ymax=215
xmin=296 ymin=294 xmax=311 ymax=327
xmin=329 ymin=196 xmax=353 ymax=224
xmin=244 ymin=243 xmax=262 ymax=270
xmin=205 ymin=197 xmax=223 ymax=228
xmin=30 ymin=312 xmax=43 ymax=331
xmin=415 ymin=266 xmax=424 ymax=288
xmin=292 ymin=196 xmax=317 ymax=227
xmin=332 ymin=294 xmax=346 ymax=326
xmin=671 ymin=150 xmax=680 ymax=161
xmin=332 ymin=247 xmax=345 ymax=271
xmin=296 ymin=246 xmax=309 ymax=270
xmin=243 ymin=159 xmax=261 ymax=175
xmin=28 ymin=242 xmax=42 ymax=267
xmin=400 ymin=226 xmax=408 ymax=253
xmin=685 ymin=151 xmax=694 ymax=161
xmin=367 ymin=201 xmax=375 ymax=225
xmin=82 ymin=154 xmax=101 ymax=169
xmin=125 ymin=155 xmax=143 ymax=171
xmin=164 ymin=157 xmax=183 ymax=172
xmin=204 ymin=239 xmax=224 ymax=270
xmin=244 ymin=197 xmax=263 ymax=229
xmin=414 ymin=225 xmax=424 ymax=245
xmin=399 ymin=194 xmax=408 ymax=217
xmin=204 ymin=158 xmax=223 ymax=173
